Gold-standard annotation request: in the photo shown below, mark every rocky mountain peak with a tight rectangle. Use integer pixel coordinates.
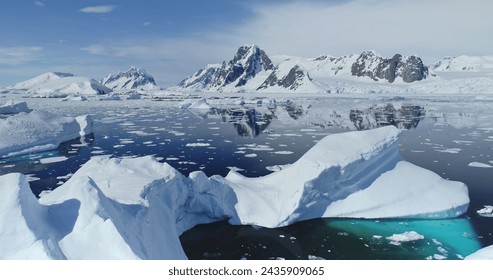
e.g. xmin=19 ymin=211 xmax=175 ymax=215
xmin=351 ymin=51 xmax=428 ymax=83
xmin=101 ymin=67 xmax=158 ymax=91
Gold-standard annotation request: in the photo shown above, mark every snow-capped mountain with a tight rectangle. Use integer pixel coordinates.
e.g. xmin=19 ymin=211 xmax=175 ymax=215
xmin=431 ymin=55 xmax=493 ymax=72
xmin=179 ymin=45 xmax=274 ymax=91
xmin=350 ymin=51 xmax=429 ymax=83
xmin=177 ymin=45 xmax=431 ymax=93
xmin=101 ymin=66 xmax=159 ymax=92
xmin=5 ymin=72 xmax=112 ymax=97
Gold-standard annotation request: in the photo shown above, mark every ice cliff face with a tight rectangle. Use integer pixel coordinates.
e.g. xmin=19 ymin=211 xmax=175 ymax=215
xmin=0 ymin=126 xmax=470 ymax=259
xmin=101 ymin=66 xmax=159 ymax=91
xmin=0 ymin=110 xmax=93 ymax=158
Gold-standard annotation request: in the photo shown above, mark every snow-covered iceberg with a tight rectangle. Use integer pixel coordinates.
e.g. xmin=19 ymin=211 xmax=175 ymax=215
xmin=0 ymin=110 xmax=93 ymax=158
xmin=466 ymin=245 xmax=493 ymax=260
xmin=0 ymin=100 xmax=30 ymax=115
xmin=0 ymin=126 xmax=470 ymax=259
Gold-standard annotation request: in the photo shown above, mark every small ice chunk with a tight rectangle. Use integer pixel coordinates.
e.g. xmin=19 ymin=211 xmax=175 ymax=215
xmin=39 ymin=156 xmax=68 ymax=164
xmin=273 ymin=151 xmax=294 ymax=155
xmin=386 ymin=231 xmax=424 ymax=243
xmin=468 ymin=162 xmax=493 ymax=168
xmin=185 ymin=143 xmax=211 ymax=147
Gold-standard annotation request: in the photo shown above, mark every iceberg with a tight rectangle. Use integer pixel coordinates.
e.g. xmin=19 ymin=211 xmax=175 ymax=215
xmin=0 ymin=100 xmax=30 ymax=115
xmin=0 ymin=110 xmax=93 ymax=158
xmin=466 ymin=245 xmax=493 ymax=260
xmin=0 ymin=126 xmax=470 ymax=259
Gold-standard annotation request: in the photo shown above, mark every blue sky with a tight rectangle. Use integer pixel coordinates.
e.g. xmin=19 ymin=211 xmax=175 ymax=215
xmin=1 ymin=0 xmax=492 ymax=87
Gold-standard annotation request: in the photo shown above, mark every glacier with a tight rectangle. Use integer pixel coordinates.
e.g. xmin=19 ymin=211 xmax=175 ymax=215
xmin=0 ymin=126 xmax=471 ymax=259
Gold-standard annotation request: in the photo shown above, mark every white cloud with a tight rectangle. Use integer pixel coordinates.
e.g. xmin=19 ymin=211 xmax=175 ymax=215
xmin=81 ymin=44 xmax=109 ymax=55
xmin=72 ymin=0 xmax=493 ymax=87
xmin=79 ymin=5 xmax=116 ymax=14
xmin=0 ymin=46 xmax=43 ymax=65
xmin=34 ymin=1 xmax=45 ymax=7
xmin=143 ymin=22 xmax=151 ymax=26
xmin=231 ymin=0 xmax=493 ymax=61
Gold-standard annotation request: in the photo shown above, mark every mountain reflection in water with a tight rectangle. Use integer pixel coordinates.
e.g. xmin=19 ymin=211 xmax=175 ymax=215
xmin=188 ymin=101 xmax=425 ymax=138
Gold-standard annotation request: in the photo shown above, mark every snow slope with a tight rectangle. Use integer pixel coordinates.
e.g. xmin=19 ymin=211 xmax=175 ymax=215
xmin=431 ymin=55 xmax=493 ymax=72
xmin=0 ymin=110 xmax=93 ymax=158
xmin=0 ymin=126 xmax=470 ymax=259
xmin=5 ymin=72 xmax=112 ymax=97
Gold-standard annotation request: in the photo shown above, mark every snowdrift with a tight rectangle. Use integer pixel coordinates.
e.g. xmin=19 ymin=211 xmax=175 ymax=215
xmin=0 ymin=126 xmax=470 ymax=259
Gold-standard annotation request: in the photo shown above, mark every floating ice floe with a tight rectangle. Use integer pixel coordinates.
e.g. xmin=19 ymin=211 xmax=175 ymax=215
xmin=0 ymin=100 xmax=30 ymax=114
xmin=467 ymin=162 xmax=493 ymax=168
xmin=476 ymin=205 xmax=493 ymax=217
xmin=386 ymin=231 xmax=424 ymax=245
xmin=179 ymin=97 xmax=211 ymax=110
xmin=0 ymin=126 xmax=470 ymax=259
xmin=0 ymin=110 xmax=93 ymax=158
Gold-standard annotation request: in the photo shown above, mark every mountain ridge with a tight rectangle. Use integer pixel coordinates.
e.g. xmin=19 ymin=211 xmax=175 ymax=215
xmin=101 ymin=66 xmax=159 ymax=92
xmin=177 ymin=45 xmax=432 ymax=93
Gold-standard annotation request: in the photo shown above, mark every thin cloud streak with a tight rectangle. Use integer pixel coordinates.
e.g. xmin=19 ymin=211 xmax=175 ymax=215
xmin=80 ymin=5 xmax=117 ymax=14
xmin=34 ymin=1 xmax=45 ymax=8
xmin=0 ymin=46 xmax=43 ymax=65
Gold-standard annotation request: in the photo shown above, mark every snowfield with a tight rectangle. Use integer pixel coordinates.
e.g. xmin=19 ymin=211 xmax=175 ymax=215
xmin=0 ymin=126 xmax=471 ymax=259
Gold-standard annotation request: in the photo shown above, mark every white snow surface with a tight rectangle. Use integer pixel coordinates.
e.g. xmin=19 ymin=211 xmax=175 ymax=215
xmin=6 ymin=72 xmax=112 ymax=97
xmin=386 ymin=231 xmax=424 ymax=243
xmin=0 ymin=126 xmax=470 ymax=259
xmin=0 ymin=110 xmax=93 ymax=157
xmin=466 ymin=245 xmax=493 ymax=260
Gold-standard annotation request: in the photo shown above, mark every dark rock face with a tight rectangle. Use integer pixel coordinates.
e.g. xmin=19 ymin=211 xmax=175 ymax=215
xmin=179 ymin=45 xmax=273 ymax=90
xmin=178 ymin=45 xmax=431 ymax=92
xmin=178 ymin=67 xmax=220 ymax=88
xmin=258 ymin=65 xmax=310 ymax=90
xmin=351 ymin=51 xmax=428 ymax=83
xmin=399 ymin=56 xmax=429 ymax=83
